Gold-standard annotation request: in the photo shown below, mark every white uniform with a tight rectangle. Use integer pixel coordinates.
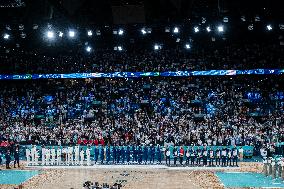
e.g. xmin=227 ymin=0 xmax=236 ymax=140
xmin=67 ymin=146 xmax=74 ymax=165
xmin=74 ymin=146 xmax=80 ymax=165
xmin=86 ymin=148 xmax=91 ymax=166
xmin=41 ymin=147 xmax=46 ymax=165
xmin=34 ymin=149 xmax=39 ymax=165
xmin=45 ymin=148 xmax=51 ymax=165
xmin=26 ymin=148 xmax=31 ymax=166
xmin=57 ymin=148 xmax=62 ymax=165
xmin=30 ymin=146 xmax=35 ymax=165
xmin=80 ymin=149 xmax=84 ymax=166
xmin=51 ymin=148 xmax=56 ymax=165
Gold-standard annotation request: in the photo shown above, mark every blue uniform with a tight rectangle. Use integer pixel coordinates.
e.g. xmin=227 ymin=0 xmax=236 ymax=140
xmin=132 ymin=146 xmax=137 ymax=162
xmin=113 ymin=147 xmax=117 ymax=163
xmin=121 ymin=147 xmax=125 ymax=163
xmin=116 ymin=147 xmax=121 ymax=163
xmin=143 ymin=146 xmax=149 ymax=164
xmin=138 ymin=146 xmax=143 ymax=164
xmin=94 ymin=147 xmax=99 ymax=163
xmin=106 ymin=147 xmax=111 ymax=164
xmin=150 ymin=147 xmax=155 ymax=163
xmin=156 ymin=147 xmax=162 ymax=164
xmin=126 ymin=146 xmax=131 ymax=163
xmin=100 ymin=147 xmax=104 ymax=164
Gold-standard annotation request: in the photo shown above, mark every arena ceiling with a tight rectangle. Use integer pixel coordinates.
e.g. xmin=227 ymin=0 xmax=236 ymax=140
xmin=0 ymin=0 xmax=283 ymax=25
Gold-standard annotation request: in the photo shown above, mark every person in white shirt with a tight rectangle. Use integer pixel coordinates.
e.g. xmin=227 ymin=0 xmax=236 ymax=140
xmin=74 ymin=145 xmax=80 ymax=165
xmin=86 ymin=146 xmax=91 ymax=166
xmin=56 ymin=147 xmax=62 ymax=165
xmin=26 ymin=148 xmax=31 ymax=166
xmin=41 ymin=146 xmax=46 ymax=166
xmin=67 ymin=146 xmax=74 ymax=165
xmin=45 ymin=147 xmax=51 ymax=166
xmin=31 ymin=145 xmax=36 ymax=165
xmin=51 ymin=147 xmax=56 ymax=165
xmin=80 ymin=148 xmax=85 ymax=166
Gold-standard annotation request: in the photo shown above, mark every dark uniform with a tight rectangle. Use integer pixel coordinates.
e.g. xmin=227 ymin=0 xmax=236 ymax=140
xmin=94 ymin=146 xmax=99 ymax=164
xmin=132 ymin=146 xmax=137 ymax=163
xmin=113 ymin=146 xmax=117 ymax=164
xmin=143 ymin=146 xmax=149 ymax=164
xmin=202 ymin=147 xmax=208 ymax=166
xmin=190 ymin=148 xmax=196 ymax=165
xmin=5 ymin=150 xmax=11 ymax=169
xmin=14 ymin=146 xmax=20 ymax=168
xmin=197 ymin=148 xmax=202 ymax=166
xmin=100 ymin=146 xmax=104 ymax=164
xmin=121 ymin=147 xmax=125 ymax=164
xmin=157 ymin=146 xmax=162 ymax=164
xmin=126 ymin=146 xmax=131 ymax=164
xmin=106 ymin=146 xmax=111 ymax=164
xmin=221 ymin=148 xmax=227 ymax=166
xmin=150 ymin=146 xmax=155 ymax=164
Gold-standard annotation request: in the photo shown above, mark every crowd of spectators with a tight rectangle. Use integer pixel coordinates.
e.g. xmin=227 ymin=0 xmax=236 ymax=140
xmin=0 ymin=42 xmax=283 ymax=74
xmin=0 ymin=76 xmax=283 ymax=156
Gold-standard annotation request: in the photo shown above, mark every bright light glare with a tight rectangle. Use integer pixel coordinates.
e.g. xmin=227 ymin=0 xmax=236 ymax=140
xmin=141 ymin=29 xmax=147 ymax=35
xmin=154 ymin=44 xmax=160 ymax=50
xmin=194 ymin=27 xmax=199 ymax=33
xmin=118 ymin=29 xmax=124 ymax=35
xmin=3 ymin=33 xmax=10 ymax=39
xmin=87 ymin=30 xmax=93 ymax=36
xmin=118 ymin=46 xmax=123 ymax=51
xmin=59 ymin=31 xmax=64 ymax=37
xmin=47 ymin=31 xmax=54 ymax=39
xmin=86 ymin=46 xmax=92 ymax=52
xmin=206 ymin=26 xmax=211 ymax=32
xmin=217 ymin=26 xmax=224 ymax=32
xmin=69 ymin=30 xmax=75 ymax=37
xmin=266 ymin=25 xmax=272 ymax=31
xmin=185 ymin=44 xmax=191 ymax=49
xmin=173 ymin=27 xmax=179 ymax=33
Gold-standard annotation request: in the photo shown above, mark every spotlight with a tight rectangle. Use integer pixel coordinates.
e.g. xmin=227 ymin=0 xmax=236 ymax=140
xmin=266 ymin=25 xmax=272 ymax=31
xmin=46 ymin=31 xmax=54 ymax=39
xmin=217 ymin=26 xmax=224 ymax=32
xmin=194 ymin=27 xmax=199 ymax=33
xmin=118 ymin=29 xmax=124 ymax=35
xmin=185 ymin=44 xmax=191 ymax=49
xmin=141 ymin=28 xmax=147 ymax=35
xmin=87 ymin=30 xmax=93 ymax=36
xmin=86 ymin=46 xmax=92 ymax=52
xmin=69 ymin=30 xmax=75 ymax=38
xmin=59 ymin=31 xmax=64 ymax=37
xmin=3 ymin=33 xmax=10 ymax=39
xmin=117 ymin=46 xmax=123 ymax=51
xmin=173 ymin=27 xmax=179 ymax=33
xmin=154 ymin=44 xmax=161 ymax=50
xmin=206 ymin=26 xmax=211 ymax=32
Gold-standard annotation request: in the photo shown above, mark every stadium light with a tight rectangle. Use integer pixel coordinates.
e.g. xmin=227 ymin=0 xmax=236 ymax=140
xmin=59 ymin=31 xmax=64 ymax=37
xmin=46 ymin=31 xmax=54 ymax=39
xmin=3 ymin=33 xmax=10 ymax=39
xmin=69 ymin=30 xmax=75 ymax=38
xmin=86 ymin=46 xmax=92 ymax=52
xmin=117 ymin=46 xmax=123 ymax=51
xmin=206 ymin=26 xmax=211 ymax=32
xmin=118 ymin=29 xmax=124 ymax=35
xmin=217 ymin=25 xmax=224 ymax=32
xmin=87 ymin=30 xmax=93 ymax=36
xmin=185 ymin=44 xmax=191 ymax=49
xmin=154 ymin=44 xmax=161 ymax=50
xmin=173 ymin=27 xmax=179 ymax=33
xmin=194 ymin=26 xmax=199 ymax=33
xmin=141 ymin=28 xmax=147 ymax=35
xmin=266 ymin=25 xmax=272 ymax=31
